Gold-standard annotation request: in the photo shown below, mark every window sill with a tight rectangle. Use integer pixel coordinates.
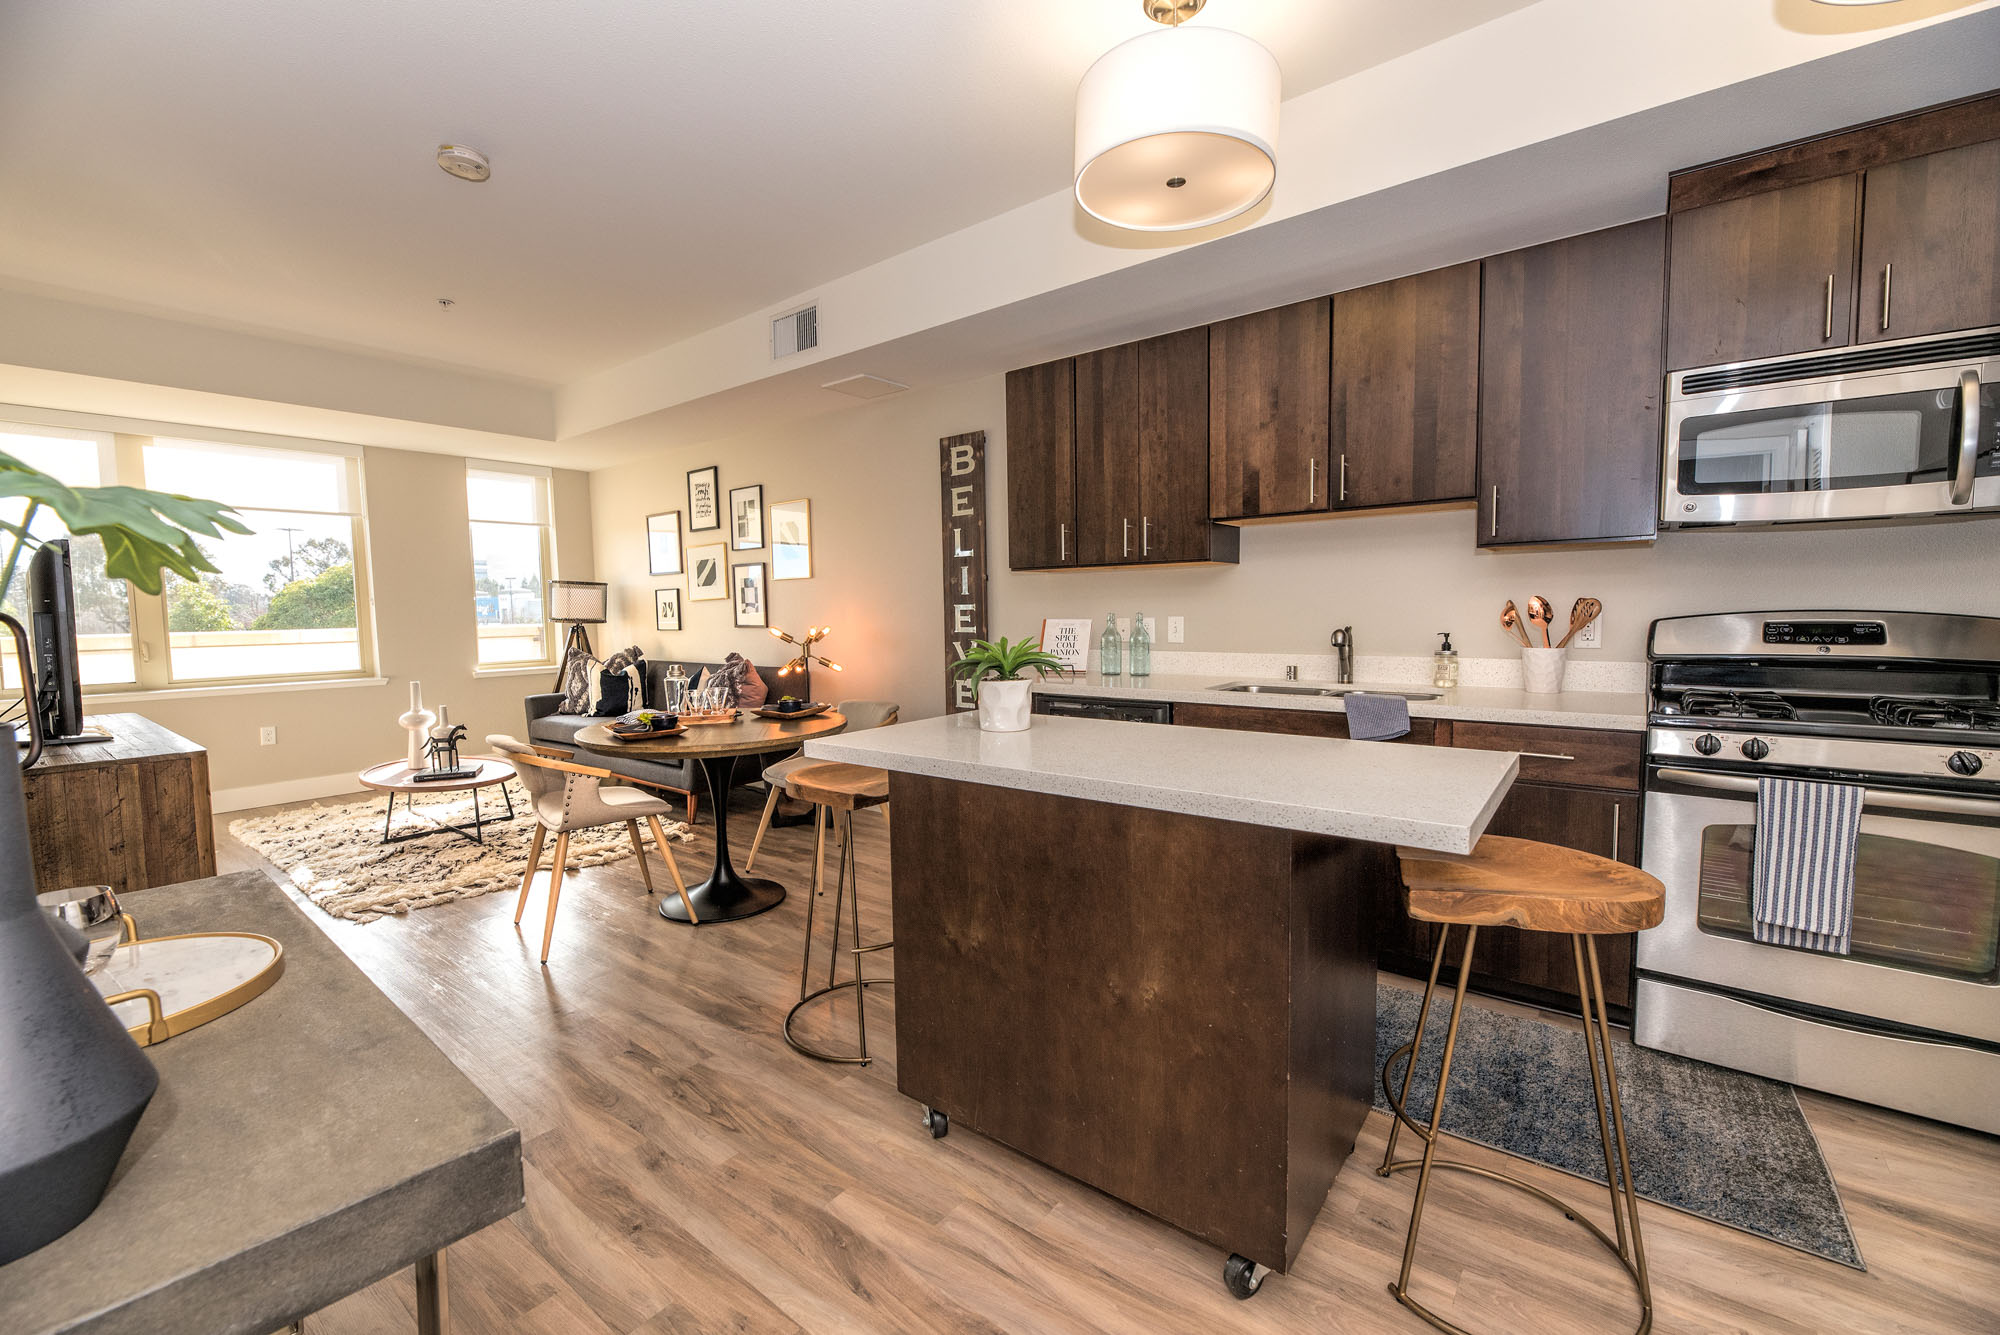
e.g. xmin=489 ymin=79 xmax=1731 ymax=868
xmin=89 ymin=676 xmax=391 ymax=704
xmin=473 ymin=664 xmax=559 ymax=679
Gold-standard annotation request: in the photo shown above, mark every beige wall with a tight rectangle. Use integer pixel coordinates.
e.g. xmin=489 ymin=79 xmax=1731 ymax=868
xmin=103 ymin=445 xmax=593 ymax=805
xmin=597 ymin=371 xmax=1995 ymax=719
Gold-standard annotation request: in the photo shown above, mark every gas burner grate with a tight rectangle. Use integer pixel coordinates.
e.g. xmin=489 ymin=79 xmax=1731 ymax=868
xmin=1676 ymin=689 xmax=1799 ymax=721
xmin=1869 ymin=696 xmax=2000 ymax=731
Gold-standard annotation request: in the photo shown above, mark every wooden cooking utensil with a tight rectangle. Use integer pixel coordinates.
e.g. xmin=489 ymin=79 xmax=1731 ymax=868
xmin=1526 ymin=595 xmax=1556 ymax=648
xmin=1557 ymin=597 xmax=1603 ymax=649
xmin=1500 ymin=601 xmax=1532 ymax=647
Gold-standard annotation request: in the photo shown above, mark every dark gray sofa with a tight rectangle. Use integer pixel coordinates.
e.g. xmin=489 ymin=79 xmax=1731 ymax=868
xmin=524 ymin=659 xmax=795 ymax=820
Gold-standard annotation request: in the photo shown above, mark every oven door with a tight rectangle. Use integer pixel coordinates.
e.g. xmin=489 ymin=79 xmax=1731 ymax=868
xmin=1637 ymin=768 xmax=2000 ymax=1044
xmin=1663 ymin=358 xmax=1999 ymax=525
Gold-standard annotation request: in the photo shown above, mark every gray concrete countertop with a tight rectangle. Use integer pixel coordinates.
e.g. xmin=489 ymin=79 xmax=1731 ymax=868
xmin=807 ymin=713 xmax=1517 ymax=854
xmin=0 ymin=871 xmax=523 ymax=1335
xmin=1029 ymin=672 xmax=1649 ymax=732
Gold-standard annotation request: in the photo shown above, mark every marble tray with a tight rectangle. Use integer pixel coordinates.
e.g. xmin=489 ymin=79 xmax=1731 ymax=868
xmin=91 ymin=932 xmax=285 ymax=1046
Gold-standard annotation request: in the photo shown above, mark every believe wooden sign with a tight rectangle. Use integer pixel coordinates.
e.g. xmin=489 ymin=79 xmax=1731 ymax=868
xmin=940 ymin=430 xmax=988 ymax=714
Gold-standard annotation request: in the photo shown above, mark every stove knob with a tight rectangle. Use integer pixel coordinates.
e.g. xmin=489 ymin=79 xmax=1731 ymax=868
xmin=1694 ymin=734 xmax=1723 ymax=756
xmin=1741 ymin=738 xmax=1770 ymax=761
xmin=1949 ymin=750 xmax=1984 ymax=776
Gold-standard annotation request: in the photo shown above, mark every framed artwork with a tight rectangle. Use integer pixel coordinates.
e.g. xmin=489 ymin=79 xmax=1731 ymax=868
xmin=729 ymin=484 xmax=765 ymax=551
xmin=646 ymin=510 xmax=682 ymax=575
xmin=732 ymin=561 xmax=767 ymax=628
xmin=654 ymin=587 xmax=682 ymax=632
xmin=687 ymin=543 xmax=728 ymax=600
xmin=687 ymin=466 xmax=720 ymax=531
xmin=770 ymin=498 xmax=811 ymax=580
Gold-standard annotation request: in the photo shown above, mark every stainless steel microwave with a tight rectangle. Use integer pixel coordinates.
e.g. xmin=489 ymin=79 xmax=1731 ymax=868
xmin=1663 ymin=326 xmax=2000 ymax=527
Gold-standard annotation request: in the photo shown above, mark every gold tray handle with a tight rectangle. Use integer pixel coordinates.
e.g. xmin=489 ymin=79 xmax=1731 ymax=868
xmin=100 ymin=987 xmax=170 ymax=1046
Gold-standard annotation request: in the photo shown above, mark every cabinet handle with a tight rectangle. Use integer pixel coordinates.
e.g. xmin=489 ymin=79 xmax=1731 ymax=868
xmin=1141 ymin=516 xmax=1151 ymax=556
xmin=1610 ymin=803 xmax=1622 ymax=862
xmin=1823 ymin=274 xmax=1834 ymax=341
xmin=1490 ymin=485 xmax=1499 ymax=538
xmin=1338 ymin=453 xmax=1348 ymax=502
xmin=1520 ymin=752 xmax=1577 ymax=762
xmin=1122 ymin=517 xmax=1131 ymax=558
xmin=1059 ymin=523 xmax=1068 ymax=562
xmin=1308 ymin=457 xmax=1317 ymax=504
xmin=1881 ymin=263 xmax=1892 ymax=331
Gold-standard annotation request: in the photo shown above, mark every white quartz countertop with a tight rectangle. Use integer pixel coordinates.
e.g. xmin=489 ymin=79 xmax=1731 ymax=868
xmin=1029 ymin=672 xmax=1648 ymax=732
xmin=804 ymin=713 xmax=1518 ymax=854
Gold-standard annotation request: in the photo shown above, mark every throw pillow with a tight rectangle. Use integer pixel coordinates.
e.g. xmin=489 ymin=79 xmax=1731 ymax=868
xmin=593 ymin=670 xmax=632 ymax=715
xmin=733 ymin=654 xmax=769 ymax=708
xmin=555 ymin=654 xmax=602 ymax=715
xmin=700 ymin=656 xmax=747 ymax=707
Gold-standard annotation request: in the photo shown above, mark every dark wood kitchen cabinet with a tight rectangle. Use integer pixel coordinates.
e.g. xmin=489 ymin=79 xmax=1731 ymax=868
xmin=1329 ymin=262 xmax=1480 ymax=509
xmin=1073 ymin=343 xmax=1138 ymax=567
xmin=1858 ymin=138 xmax=2000 ymax=344
xmin=1005 ymin=358 xmax=1076 ymax=570
xmin=1478 ymin=218 xmax=1665 ymax=548
xmin=1666 ymin=174 xmax=1859 ymax=370
xmin=1209 ymin=297 xmax=1331 ymax=520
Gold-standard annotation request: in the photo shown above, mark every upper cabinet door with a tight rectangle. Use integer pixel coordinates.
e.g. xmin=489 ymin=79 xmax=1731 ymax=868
xmin=1004 ymin=359 xmax=1076 ymax=570
xmin=1208 ymin=298 xmax=1331 ymax=520
xmin=1135 ymin=326 xmax=1214 ymax=563
xmin=1858 ymin=139 xmax=2000 ymax=344
xmin=1330 ymin=262 xmax=1480 ymax=508
xmin=1479 ymin=218 xmax=1666 ymax=548
xmin=1073 ymin=342 xmax=1141 ymax=566
xmin=1666 ymin=174 xmax=1859 ymax=370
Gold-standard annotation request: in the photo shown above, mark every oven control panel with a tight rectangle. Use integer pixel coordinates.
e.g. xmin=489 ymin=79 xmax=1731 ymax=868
xmin=1648 ymin=727 xmax=2000 ymax=785
xmin=1761 ymin=620 xmax=1888 ymax=647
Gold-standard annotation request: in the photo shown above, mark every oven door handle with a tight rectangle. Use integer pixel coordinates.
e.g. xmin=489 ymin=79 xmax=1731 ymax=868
xmin=1950 ymin=367 xmax=1981 ymax=507
xmin=1653 ymin=766 xmax=2000 ymax=818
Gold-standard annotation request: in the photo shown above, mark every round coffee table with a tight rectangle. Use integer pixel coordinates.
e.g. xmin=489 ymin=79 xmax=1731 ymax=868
xmin=357 ymin=757 xmax=518 ymax=845
xmin=574 ymin=711 xmax=847 ymax=924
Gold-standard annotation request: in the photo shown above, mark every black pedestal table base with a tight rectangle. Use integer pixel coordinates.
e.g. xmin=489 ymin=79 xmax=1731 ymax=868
xmin=660 ymin=753 xmax=786 ymax=923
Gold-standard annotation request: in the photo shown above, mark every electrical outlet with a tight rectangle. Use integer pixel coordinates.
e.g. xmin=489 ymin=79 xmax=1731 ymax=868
xmin=259 ymin=726 xmax=277 ymax=746
xmin=1167 ymin=616 xmax=1185 ymax=644
xmin=1573 ymin=615 xmax=1602 ymax=650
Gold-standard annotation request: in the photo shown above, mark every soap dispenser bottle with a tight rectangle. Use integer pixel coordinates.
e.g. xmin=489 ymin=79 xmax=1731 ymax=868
xmin=1099 ymin=613 xmax=1123 ymax=677
xmin=1432 ymin=632 xmax=1461 ymax=689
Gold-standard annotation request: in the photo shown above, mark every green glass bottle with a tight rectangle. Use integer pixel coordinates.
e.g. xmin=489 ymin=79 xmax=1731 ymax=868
xmin=1099 ymin=613 xmax=1123 ymax=676
xmin=1130 ymin=612 xmax=1152 ymax=677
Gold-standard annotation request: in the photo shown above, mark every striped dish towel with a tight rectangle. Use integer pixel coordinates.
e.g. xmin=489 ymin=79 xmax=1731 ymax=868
xmin=1752 ymin=776 xmax=1864 ymax=955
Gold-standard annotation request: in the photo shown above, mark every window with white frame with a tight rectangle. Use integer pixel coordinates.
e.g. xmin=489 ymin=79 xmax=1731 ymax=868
xmin=467 ymin=465 xmax=554 ymax=667
xmin=143 ymin=438 xmax=373 ymax=683
xmin=0 ymin=425 xmax=137 ymax=689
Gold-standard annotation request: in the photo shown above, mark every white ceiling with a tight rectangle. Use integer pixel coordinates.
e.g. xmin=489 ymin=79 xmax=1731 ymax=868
xmin=0 ymin=0 xmax=1537 ymax=385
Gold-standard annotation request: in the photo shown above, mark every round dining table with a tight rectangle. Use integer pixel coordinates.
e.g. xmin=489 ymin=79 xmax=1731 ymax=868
xmin=574 ymin=710 xmax=847 ymax=924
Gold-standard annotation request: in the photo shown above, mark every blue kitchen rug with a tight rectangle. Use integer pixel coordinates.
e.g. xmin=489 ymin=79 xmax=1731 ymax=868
xmin=1374 ymin=983 xmax=1863 ymax=1269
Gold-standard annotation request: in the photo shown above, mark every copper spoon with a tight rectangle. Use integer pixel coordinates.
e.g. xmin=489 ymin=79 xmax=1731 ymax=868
xmin=1526 ymin=595 xmax=1555 ymax=648
xmin=1500 ymin=601 xmax=1532 ymax=647
xmin=1558 ymin=597 xmax=1603 ymax=649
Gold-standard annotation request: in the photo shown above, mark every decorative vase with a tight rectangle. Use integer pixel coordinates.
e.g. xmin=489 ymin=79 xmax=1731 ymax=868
xmin=0 ymin=724 xmax=159 ymax=1264
xmin=398 ymin=680 xmax=436 ymax=771
xmin=977 ymin=678 xmax=1033 ymax=733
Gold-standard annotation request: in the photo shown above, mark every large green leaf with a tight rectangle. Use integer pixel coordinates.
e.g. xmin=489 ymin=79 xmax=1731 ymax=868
xmin=0 ymin=451 xmax=249 ymax=595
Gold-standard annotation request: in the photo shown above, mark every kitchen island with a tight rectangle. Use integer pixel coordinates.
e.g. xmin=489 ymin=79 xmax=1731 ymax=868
xmin=804 ymin=714 xmax=1516 ymax=1292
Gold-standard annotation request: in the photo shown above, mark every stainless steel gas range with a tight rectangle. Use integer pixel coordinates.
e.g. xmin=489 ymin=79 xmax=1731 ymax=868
xmin=1634 ymin=611 xmax=2000 ymax=1134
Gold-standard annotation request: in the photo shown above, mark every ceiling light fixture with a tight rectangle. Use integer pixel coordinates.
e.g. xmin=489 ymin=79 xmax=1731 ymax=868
xmin=436 ymin=144 xmax=491 ymax=182
xmin=1074 ymin=0 xmax=1280 ymax=232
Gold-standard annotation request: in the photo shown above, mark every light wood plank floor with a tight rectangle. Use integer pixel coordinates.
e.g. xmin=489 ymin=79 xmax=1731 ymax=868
xmin=214 ymin=789 xmax=2000 ymax=1334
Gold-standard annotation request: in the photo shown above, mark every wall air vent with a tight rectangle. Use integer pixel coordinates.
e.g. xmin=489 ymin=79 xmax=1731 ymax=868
xmin=772 ymin=304 xmax=819 ymax=359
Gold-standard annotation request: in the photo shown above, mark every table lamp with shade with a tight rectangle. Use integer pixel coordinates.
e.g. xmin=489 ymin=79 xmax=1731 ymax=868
xmin=769 ymin=625 xmax=841 ymax=701
xmin=547 ymin=580 xmax=609 ymax=691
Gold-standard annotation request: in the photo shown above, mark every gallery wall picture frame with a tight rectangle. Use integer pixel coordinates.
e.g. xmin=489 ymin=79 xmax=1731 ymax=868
xmin=646 ymin=510 xmax=683 ymax=575
xmin=770 ymin=498 xmax=812 ymax=580
xmin=729 ymin=484 xmax=765 ymax=551
xmin=687 ymin=466 xmax=720 ymax=531
xmin=687 ymin=543 xmax=728 ymax=600
xmin=732 ymin=561 xmax=768 ymax=628
xmin=655 ymin=587 xmax=682 ymax=632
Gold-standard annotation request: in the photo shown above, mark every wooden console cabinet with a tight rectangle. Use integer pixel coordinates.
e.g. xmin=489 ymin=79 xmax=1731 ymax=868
xmin=22 ymin=713 xmax=216 ymax=896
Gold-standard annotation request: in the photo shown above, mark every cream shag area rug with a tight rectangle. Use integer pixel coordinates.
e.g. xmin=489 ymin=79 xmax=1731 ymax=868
xmin=230 ymin=781 xmax=694 ymax=923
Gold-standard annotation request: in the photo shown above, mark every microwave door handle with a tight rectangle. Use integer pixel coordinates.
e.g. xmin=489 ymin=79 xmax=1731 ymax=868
xmin=1949 ymin=368 xmax=1981 ymax=507
xmin=1653 ymin=766 xmax=2000 ymax=818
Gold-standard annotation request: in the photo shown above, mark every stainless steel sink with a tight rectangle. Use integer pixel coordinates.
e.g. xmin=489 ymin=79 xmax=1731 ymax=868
xmin=1211 ymin=682 xmax=1441 ymax=701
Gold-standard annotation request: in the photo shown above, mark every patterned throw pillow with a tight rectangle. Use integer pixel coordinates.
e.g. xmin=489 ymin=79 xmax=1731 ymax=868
xmin=555 ymin=654 xmax=601 ymax=715
xmin=699 ymin=654 xmax=750 ymax=707
xmin=591 ymin=646 xmax=646 ymax=716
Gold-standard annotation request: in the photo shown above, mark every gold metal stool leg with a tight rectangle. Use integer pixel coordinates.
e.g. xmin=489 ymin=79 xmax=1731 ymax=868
xmin=784 ymin=804 xmax=894 ymax=1065
xmin=1381 ymin=923 xmax=1456 ymax=1175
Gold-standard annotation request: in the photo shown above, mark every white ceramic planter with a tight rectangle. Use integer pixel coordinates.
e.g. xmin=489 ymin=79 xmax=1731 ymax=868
xmin=977 ymin=678 xmax=1034 ymax=732
xmin=1520 ymin=646 xmax=1569 ymax=695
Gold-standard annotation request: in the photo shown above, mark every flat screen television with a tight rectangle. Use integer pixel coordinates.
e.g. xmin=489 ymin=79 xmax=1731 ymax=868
xmin=29 ymin=539 xmax=86 ymax=745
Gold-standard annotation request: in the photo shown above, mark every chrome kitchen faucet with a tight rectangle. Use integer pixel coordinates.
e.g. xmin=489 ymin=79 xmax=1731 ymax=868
xmin=1331 ymin=626 xmax=1353 ymax=683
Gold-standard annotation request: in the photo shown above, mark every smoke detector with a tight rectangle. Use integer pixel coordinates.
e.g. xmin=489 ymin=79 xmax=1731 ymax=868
xmin=436 ymin=145 xmax=491 ymax=182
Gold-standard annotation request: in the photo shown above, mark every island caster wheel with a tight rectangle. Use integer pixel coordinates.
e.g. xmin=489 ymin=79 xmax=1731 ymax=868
xmin=922 ymin=1106 xmax=948 ymax=1139
xmin=1223 ymin=1254 xmax=1263 ymax=1300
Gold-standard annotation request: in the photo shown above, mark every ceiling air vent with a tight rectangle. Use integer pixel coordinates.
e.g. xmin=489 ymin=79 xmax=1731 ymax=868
xmin=772 ymin=304 xmax=819 ymax=359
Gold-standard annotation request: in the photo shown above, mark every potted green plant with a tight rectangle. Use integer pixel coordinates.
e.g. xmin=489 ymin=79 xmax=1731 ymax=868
xmin=950 ymin=635 xmax=1065 ymax=732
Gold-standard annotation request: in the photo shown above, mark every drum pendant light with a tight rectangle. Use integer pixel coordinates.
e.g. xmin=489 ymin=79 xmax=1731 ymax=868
xmin=1074 ymin=0 xmax=1280 ymax=232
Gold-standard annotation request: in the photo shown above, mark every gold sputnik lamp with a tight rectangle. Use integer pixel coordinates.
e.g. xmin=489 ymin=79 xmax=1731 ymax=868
xmin=768 ymin=625 xmax=841 ymax=702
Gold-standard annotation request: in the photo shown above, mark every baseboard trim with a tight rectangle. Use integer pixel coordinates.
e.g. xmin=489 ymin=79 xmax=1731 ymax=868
xmin=212 ymin=771 xmax=367 ymax=814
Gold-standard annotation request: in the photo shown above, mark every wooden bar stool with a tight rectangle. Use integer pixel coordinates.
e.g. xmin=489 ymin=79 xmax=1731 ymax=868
xmin=782 ymin=762 xmax=894 ymax=1065
xmin=1380 ymin=836 xmax=1665 ymax=1335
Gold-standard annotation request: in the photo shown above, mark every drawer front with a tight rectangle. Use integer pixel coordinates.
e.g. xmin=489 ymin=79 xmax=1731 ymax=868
xmin=1173 ymin=701 xmax=1438 ymax=745
xmin=1447 ymin=721 xmax=1642 ymax=790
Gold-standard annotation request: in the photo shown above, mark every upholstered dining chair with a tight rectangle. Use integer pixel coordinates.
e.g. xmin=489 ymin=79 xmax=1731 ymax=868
xmin=744 ymin=701 xmax=900 ymax=872
xmin=487 ymin=734 xmax=697 ymax=962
